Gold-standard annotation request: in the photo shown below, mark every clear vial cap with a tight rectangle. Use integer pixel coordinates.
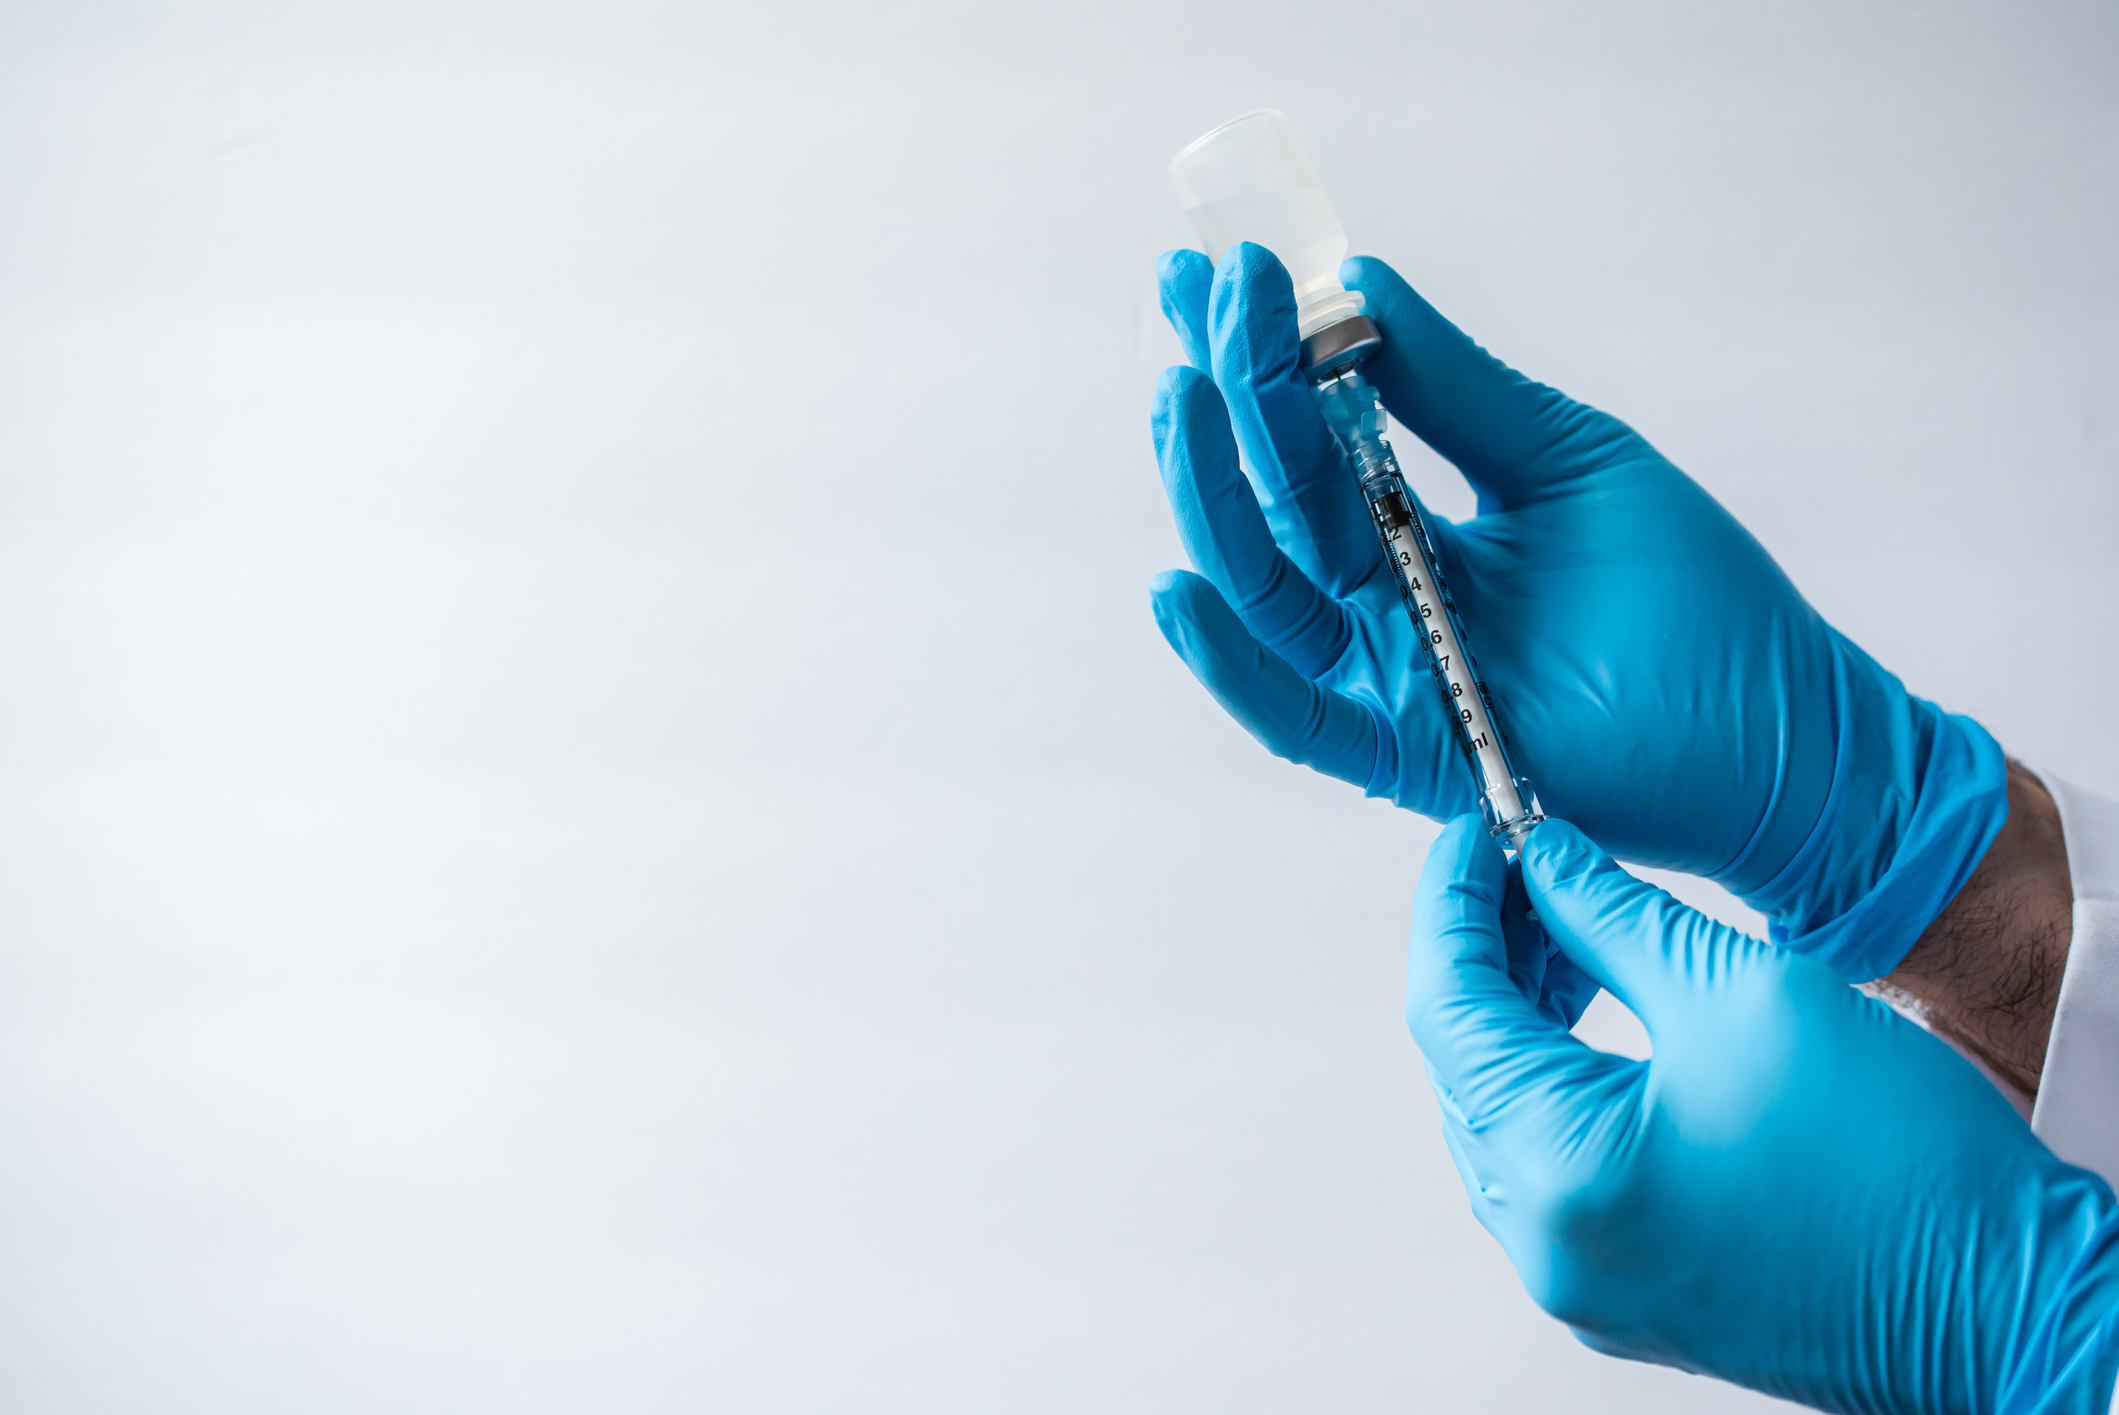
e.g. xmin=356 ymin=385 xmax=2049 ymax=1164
xmin=1169 ymin=109 xmax=1366 ymax=340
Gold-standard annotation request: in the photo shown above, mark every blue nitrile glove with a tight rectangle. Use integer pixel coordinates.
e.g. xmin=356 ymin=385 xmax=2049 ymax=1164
xmin=1409 ymin=815 xmax=2119 ymax=1414
xmin=1149 ymin=243 xmax=2006 ymax=981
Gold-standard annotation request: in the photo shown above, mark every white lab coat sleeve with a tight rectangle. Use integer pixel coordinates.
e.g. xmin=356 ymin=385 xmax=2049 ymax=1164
xmin=1902 ymin=777 xmax=2119 ymax=1415
xmin=2032 ymin=773 xmax=2119 ymax=1189
xmin=2009 ymin=774 xmax=2119 ymax=1415
xmin=1868 ymin=773 xmax=2119 ymax=1412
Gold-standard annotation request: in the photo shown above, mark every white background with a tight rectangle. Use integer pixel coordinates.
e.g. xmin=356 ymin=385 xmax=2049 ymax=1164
xmin=3 ymin=2 xmax=2116 ymax=1411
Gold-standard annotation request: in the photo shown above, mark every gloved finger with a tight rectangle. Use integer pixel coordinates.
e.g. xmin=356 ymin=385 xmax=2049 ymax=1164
xmin=1432 ymin=1091 xmax=1500 ymax=1234
xmin=1153 ymin=365 xmax=1353 ymax=678
xmin=1344 ymin=256 xmax=1642 ymax=514
xmin=1157 ymin=249 xmax=1214 ymax=372
xmin=1519 ymin=820 xmax=1754 ymax=1032
xmin=1538 ymin=949 xmax=1602 ymax=1032
xmin=1406 ymin=817 xmax=1631 ymax=1127
xmin=1496 ymin=864 xmax=1602 ymax=1031
xmin=1148 ymin=568 xmax=1376 ymax=787
xmin=1208 ymin=244 xmax=1388 ymax=599
xmin=1498 ymin=855 xmax=1549 ymax=1005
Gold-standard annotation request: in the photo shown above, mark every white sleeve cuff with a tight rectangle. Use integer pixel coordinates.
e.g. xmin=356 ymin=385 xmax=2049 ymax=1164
xmin=2030 ymin=773 xmax=2119 ymax=1189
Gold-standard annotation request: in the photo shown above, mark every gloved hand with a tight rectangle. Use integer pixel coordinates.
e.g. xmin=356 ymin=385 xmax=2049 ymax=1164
xmin=1149 ymin=243 xmax=2005 ymax=980
xmin=1410 ymin=815 xmax=2119 ymax=1414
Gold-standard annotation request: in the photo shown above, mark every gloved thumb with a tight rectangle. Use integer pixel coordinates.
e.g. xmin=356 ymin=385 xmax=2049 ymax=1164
xmin=1518 ymin=821 xmax=1745 ymax=1033
xmin=1406 ymin=817 xmax=1620 ymax=1128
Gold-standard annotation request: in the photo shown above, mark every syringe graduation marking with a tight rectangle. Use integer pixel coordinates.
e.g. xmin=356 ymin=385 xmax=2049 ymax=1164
xmin=1364 ymin=474 xmax=1525 ymax=825
xmin=1316 ymin=369 xmax=1535 ymax=835
xmin=1370 ymin=492 xmax=1500 ymax=755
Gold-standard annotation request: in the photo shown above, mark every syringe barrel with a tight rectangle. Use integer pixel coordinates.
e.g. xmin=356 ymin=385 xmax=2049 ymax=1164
xmin=1314 ymin=371 xmax=1544 ymax=845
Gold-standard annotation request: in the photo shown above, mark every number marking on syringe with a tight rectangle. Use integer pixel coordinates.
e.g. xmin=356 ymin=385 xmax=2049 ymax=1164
xmin=1322 ymin=368 xmax=1535 ymax=833
xmin=1405 ymin=568 xmax=1495 ymax=750
xmin=1374 ymin=508 xmax=1513 ymax=786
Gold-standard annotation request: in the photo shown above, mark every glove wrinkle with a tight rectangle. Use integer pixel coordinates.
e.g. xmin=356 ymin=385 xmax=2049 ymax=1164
xmin=1414 ymin=819 xmax=2119 ymax=1415
xmin=1152 ymin=247 xmax=2010 ymax=987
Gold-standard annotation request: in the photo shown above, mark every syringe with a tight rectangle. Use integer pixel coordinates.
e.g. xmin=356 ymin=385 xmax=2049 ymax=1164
xmin=1313 ymin=363 xmax=1543 ymax=842
xmin=1170 ymin=109 xmax=1544 ymax=846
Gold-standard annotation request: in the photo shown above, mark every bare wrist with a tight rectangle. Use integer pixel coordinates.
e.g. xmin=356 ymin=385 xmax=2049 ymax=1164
xmin=1871 ymin=760 xmax=2074 ymax=1097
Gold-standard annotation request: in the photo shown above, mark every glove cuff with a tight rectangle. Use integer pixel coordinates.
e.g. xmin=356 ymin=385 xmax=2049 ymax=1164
xmin=1731 ymin=643 xmax=2008 ymax=983
xmin=1995 ymin=1203 xmax=2119 ymax=1415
